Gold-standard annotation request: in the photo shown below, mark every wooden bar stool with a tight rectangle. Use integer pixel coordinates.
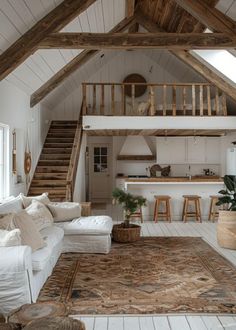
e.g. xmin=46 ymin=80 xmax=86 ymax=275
xmin=130 ymin=207 xmax=143 ymax=223
xmin=208 ymin=195 xmax=220 ymax=222
xmin=153 ymin=195 xmax=171 ymax=223
xmin=182 ymin=195 xmax=202 ymax=223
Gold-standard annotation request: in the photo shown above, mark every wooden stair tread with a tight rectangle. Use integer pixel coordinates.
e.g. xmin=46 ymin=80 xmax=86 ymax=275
xmin=40 ymin=154 xmax=71 ymax=160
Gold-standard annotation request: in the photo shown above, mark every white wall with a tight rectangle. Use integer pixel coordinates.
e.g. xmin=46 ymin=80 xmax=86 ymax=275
xmin=0 ymin=79 xmax=52 ymax=197
xmin=73 ymin=133 xmax=87 ymax=202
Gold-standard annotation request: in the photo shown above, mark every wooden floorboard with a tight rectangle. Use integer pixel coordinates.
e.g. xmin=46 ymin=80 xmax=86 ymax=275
xmin=74 ymin=210 xmax=236 ymax=329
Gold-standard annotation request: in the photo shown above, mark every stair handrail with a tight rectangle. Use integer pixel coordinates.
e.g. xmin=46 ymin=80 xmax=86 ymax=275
xmin=66 ymin=104 xmax=83 ymax=201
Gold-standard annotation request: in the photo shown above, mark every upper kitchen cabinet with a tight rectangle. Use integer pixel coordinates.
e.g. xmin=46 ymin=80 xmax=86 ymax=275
xmin=156 ymin=137 xmax=186 ymax=164
xmin=205 ymin=138 xmax=220 ymax=164
xmin=186 ymin=137 xmax=206 ymax=164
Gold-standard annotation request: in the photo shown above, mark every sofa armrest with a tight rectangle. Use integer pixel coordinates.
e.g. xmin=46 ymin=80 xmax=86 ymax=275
xmin=80 ymin=202 xmax=91 ymax=217
xmin=0 ymin=245 xmax=32 ymax=273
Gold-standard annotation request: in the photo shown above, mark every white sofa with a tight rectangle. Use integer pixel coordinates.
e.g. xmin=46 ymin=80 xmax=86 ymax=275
xmin=0 ymin=196 xmax=113 ymax=316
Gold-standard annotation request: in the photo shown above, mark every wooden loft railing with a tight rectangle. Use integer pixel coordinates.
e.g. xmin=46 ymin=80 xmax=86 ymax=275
xmin=82 ymin=82 xmax=227 ymax=116
xmin=65 ymin=105 xmax=83 ymax=202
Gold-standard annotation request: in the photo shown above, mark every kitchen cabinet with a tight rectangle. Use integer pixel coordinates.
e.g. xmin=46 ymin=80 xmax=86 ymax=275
xmin=156 ymin=137 xmax=220 ymax=165
xmin=156 ymin=137 xmax=186 ymax=164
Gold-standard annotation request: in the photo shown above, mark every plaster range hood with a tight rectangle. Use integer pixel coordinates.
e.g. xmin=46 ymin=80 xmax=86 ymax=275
xmin=117 ymin=136 xmax=155 ymax=160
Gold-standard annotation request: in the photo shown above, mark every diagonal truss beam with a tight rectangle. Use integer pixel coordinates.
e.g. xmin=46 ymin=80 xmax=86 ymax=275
xmin=0 ymin=0 xmax=96 ymax=81
xmin=135 ymin=10 xmax=236 ymax=103
xmin=30 ymin=15 xmax=136 ymax=107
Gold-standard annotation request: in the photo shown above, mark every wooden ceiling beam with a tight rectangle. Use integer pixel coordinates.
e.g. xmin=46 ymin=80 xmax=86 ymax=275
xmin=30 ymin=15 xmax=136 ymax=107
xmin=39 ymin=32 xmax=236 ymax=50
xmin=0 ymin=0 xmax=97 ymax=81
xmin=173 ymin=0 xmax=236 ymax=35
xmin=126 ymin=0 xmax=139 ymax=33
xmin=135 ymin=10 xmax=236 ymax=102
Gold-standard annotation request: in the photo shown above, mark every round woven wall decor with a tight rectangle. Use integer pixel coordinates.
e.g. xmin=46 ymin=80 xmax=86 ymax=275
xmin=123 ymin=74 xmax=147 ymax=98
xmin=24 ymin=152 xmax=32 ymax=174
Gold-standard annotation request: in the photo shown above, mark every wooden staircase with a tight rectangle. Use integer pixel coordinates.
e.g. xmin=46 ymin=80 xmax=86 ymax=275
xmin=28 ymin=120 xmax=82 ymax=201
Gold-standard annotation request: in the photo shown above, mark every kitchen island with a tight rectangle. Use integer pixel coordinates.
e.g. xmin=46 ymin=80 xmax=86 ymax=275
xmin=117 ymin=177 xmax=224 ymax=221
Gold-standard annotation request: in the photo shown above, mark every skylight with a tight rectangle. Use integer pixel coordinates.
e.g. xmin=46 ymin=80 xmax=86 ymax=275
xmin=192 ymin=50 xmax=236 ymax=84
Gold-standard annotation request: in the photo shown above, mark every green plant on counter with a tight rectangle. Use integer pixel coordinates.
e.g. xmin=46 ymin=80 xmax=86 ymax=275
xmin=112 ymin=188 xmax=146 ymax=228
xmin=216 ymin=175 xmax=236 ymax=211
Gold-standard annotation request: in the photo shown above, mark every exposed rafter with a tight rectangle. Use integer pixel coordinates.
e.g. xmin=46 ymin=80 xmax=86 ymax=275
xmin=30 ymin=15 xmax=136 ymax=107
xmin=174 ymin=0 xmax=236 ymax=34
xmin=135 ymin=10 xmax=236 ymax=102
xmin=126 ymin=0 xmax=139 ymax=33
xmin=38 ymin=32 xmax=236 ymax=50
xmin=0 ymin=0 xmax=96 ymax=81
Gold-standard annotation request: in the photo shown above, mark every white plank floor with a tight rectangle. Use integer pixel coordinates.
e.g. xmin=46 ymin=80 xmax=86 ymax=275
xmin=73 ymin=206 xmax=236 ymax=330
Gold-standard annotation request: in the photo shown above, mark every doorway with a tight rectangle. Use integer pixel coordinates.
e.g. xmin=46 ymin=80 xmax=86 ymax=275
xmin=89 ymin=143 xmax=112 ymax=203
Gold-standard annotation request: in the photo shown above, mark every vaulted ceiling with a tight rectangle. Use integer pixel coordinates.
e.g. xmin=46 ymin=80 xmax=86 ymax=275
xmin=0 ymin=0 xmax=236 ymax=109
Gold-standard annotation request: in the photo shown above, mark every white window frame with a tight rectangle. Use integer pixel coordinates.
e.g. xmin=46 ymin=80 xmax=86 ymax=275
xmin=0 ymin=123 xmax=9 ymax=200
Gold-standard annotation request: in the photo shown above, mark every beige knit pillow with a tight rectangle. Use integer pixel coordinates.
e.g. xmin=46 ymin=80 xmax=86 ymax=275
xmin=12 ymin=210 xmax=45 ymax=252
xmin=0 ymin=213 xmax=15 ymax=230
xmin=0 ymin=229 xmax=21 ymax=247
xmin=47 ymin=202 xmax=81 ymax=222
xmin=20 ymin=193 xmax=50 ymax=208
xmin=26 ymin=200 xmax=53 ymax=231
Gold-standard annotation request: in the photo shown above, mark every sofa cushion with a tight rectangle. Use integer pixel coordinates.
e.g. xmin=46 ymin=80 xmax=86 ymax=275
xmin=0 ymin=229 xmax=21 ymax=247
xmin=32 ymin=226 xmax=64 ymax=271
xmin=0 ymin=196 xmax=23 ymax=214
xmin=55 ymin=216 xmax=113 ymax=236
xmin=0 ymin=213 xmax=14 ymax=230
xmin=47 ymin=202 xmax=81 ymax=222
xmin=26 ymin=201 xmax=53 ymax=231
xmin=20 ymin=193 xmax=50 ymax=208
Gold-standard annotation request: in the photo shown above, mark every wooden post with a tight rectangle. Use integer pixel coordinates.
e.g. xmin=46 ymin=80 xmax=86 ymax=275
xmin=222 ymin=92 xmax=227 ymax=116
xmin=111 ymin=84 xmax=115 ymax=115
xmin=131 ymin=84 xmax=135 ymax=114
xmin=182 ymin=86 xmax=186 ymax=115
xmin=163 ymin=85 xmax=167 ymax=116
xmin=199 ymin=85 xmax=204 ymax=116
xmin=122 ymin=84 xmax=126 ymax=115
xmin=172 ymin=85 xmax=176 ymax=116
xmin=82 ymin=83 xmax=87 ymax=115
xmin=215 ymin=87 xmax=220 ymax=115
xmin=92 ymin=84 xmax=96 ymax=114
xmin=149 ymin=85 xmax=155 ymax=116
xmin=192 ymin=85 xmax=196 ymax=116
xmin=207 ymin=85 xmax=211 ymax=116
xmin=100 ymin=85 xmax=105 ymax=115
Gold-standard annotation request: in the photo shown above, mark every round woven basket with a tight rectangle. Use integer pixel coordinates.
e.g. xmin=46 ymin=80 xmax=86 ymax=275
xmin=112 ymin=224 xmax=141 ymax=243
xmin=217 ymin=210 xmax=236 ymax=250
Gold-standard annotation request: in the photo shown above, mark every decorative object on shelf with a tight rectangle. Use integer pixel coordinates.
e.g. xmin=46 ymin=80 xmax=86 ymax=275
xmin=12 ymin=129 xmax=17 ymax=175
xmin=216 ymin=175 xmax=236 ymax=249
xmin=149 ymin=164 xmax=171 ymax=177
xmin=123 ymin=73 xmax=147 ymax=97
xmin=23 ymin=317 xmax=85 ymax=330
xmin=112 ymin=188 xmax=146 ymax=242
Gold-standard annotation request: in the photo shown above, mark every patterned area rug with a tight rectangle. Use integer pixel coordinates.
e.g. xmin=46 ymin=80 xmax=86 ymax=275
xmin=38 ymin=237 xmax=236 ymax=315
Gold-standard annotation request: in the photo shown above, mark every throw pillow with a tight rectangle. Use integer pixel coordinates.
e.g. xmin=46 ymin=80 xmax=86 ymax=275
xmin=20 ymin=192 xmax=50 ymax=208
xmin=0 ymin=195 xmax=23 ymax=214
xmin=0 ymin=213 xmax=15 ymax=230
xmin=0 ymin=229 xmax=21 ymax=247
xmin=26 ymin=200 xmax=53 ymax=231
xmin=12 ymin=210 xmax=45 ymax=252
xmin=47 ymin=202 xmax=81 ymax=222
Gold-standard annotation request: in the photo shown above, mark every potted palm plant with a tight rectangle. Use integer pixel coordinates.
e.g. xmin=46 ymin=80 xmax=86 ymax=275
xmin=216 ymin=175 xmax=236 ymax=249
xmin=112 ymin=188 xmax=146 ymax=242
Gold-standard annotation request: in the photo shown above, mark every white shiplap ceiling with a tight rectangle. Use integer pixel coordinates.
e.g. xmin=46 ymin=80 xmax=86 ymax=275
xmin=0 ymin=0 xmax=235 ymax=108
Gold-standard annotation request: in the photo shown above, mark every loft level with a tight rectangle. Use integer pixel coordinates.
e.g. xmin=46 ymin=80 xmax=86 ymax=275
xmin=82 ymin=82 xmax=227 ymax=117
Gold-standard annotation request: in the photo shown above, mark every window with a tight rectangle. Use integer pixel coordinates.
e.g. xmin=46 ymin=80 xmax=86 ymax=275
xmin=93 ymin=146 xmax=108 ymax=172
xmin=0 ymin=124 xmax=9 ymax=200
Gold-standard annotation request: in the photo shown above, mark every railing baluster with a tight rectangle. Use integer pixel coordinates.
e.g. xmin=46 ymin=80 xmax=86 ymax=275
xmin=172 ymin=85 xmax=176 ymax=116
xmin=163 ymin=84 xmax=167 ymax=116
xmin=150 ymin=86 xmax=155 ymax=116
xmin=132 ymin=84 xmax=135 ymax=114
xmin=122 ymin=84 xmax=126 ymax=115
xmin=207 ymin=85 xmax=211 ymax=116
xmin=100 ymin=85 xmax=105 ymax=115
xmin=192 ymin=85 xmax=196 ymax=116
xmin=199 ymin=85 xmax=203 ymax=116
xmin=111 ymin=84 xmax=115 ymax=115
xmin=182 ymin=86 xmax=186 ymax=115
xmin=82 ymin=83 xmax=87 ymax=115
xmin=215 ymin=87 xmax=220 ymax=115
xmin=222 ymin=92 xmax=227 ymax=116
xmin=93 ymin=84 xmax=96 ymax=114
